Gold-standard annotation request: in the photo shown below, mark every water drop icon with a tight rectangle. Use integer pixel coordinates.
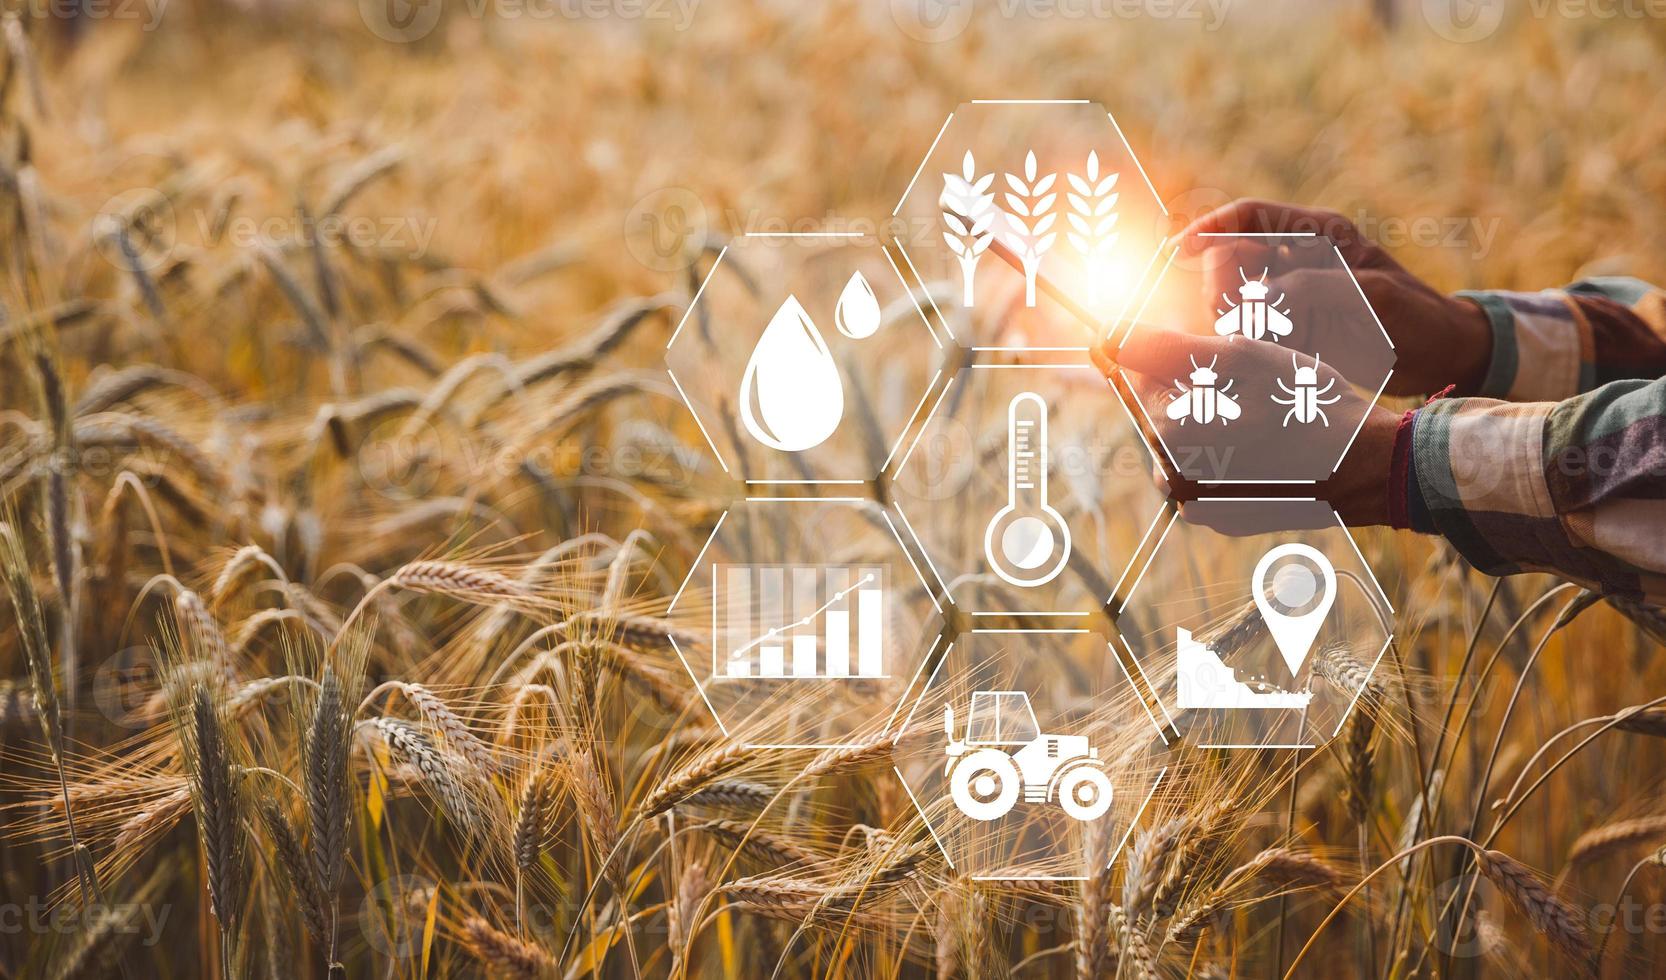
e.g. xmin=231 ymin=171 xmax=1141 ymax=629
xmin=739 ymin=294 xmax=845 ymax=452
xmin=834 ymin=271 xmax=881 ymax=339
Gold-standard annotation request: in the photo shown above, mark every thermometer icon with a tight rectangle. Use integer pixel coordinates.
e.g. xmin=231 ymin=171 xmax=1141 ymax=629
xmin=983 ymin=392 xmax=1072 ymax=588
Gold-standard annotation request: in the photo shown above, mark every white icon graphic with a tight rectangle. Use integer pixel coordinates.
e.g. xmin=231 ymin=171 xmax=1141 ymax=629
xmin=1253 ymin=543 xmax=1336 ymax=676
xmin=941 ymin=151 xmax=997 ymax=307
xmin=834 ymin=270 xmax=881 ymax=339
xmin=715 ymin=564 xmax=886 ymax=679
xmin=1175 ymin=627 xmax=1315 ymax=710
xmin=983 ymin=392 xmax=1072 ymax=588
xmin=738 ymin=272 xmax=881 ymax=452
xmin=1215 ymin=268 xmax=1293 ymax=342
xmin=1165 ymin=356 xmax=1241 ymax=426
xmin=1002 ymin=151 xmax=1058 ymax=307
xmin=1064 ymin=151 xmax=1119 ymax=303
xmin=944 ymin=690 xmax=1112 ymax=822
xmin=1271 ymin=352 xmax=1341 ymax=427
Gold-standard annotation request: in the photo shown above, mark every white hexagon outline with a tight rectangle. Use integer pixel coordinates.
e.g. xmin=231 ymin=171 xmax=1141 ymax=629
xmin=1113 ymin=234 xmax=1399 ymax=485
xmin=890 ymin=359 xmax=1169 ymax=619
xmin=889 ymin=101 xmax=1173 ymax=353
xmin=662 ymin=498 xmax=946 ymax=750
xmin=887 ymin=627 xmax=1172 ymax=879
xmin=664 ymin=233 xmax=947 ymax=486
xmin=1113 ymin=499 xmax=1396 ymax=750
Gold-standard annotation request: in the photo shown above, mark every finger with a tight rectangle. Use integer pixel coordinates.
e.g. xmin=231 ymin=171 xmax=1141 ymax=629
xmin=1178 ymin=498 xmax=1341 ymax=536
xmin=1154 ymin=460 xmax=1191 ymax=503
xmin=1088 ymin=341 xmax=1115 ymax=379
xmin=1177 ymin=199 xmax=1351 ymax=255
xmin=1109 ymin=328 xmax=1235 ymax=381
xmin=1117 ymin=360 xmax=1172 ymax=407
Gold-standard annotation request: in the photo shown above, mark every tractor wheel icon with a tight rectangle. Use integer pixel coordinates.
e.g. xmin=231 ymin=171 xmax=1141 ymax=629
xmin=1057 ymin=764 xmax=1113 ymax=821
xmin=949 ymin=747 xmax=1021 ymax=821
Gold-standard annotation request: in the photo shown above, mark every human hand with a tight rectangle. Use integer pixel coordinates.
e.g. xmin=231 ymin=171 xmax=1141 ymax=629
xmin=1177 ymin=199 xmax=1493 ymax=398
xmin=1109 ymin=328 xmax=1402 ymax=529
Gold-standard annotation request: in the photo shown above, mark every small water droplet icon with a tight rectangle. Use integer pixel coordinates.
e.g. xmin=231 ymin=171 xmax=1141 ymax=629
xmin=739 ymin=294 xmax=845 ymax=452
xmin=834 ymin=271 xmax=881 ymax=339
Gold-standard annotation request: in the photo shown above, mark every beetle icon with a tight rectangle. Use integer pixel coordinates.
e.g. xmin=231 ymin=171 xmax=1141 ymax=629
xmin=1270 ymin=352 xmax=1341 ymax=427
xmin=1214 ymin=268 xmax=1293 ymax=342
xmin=1166 ymin=356 xmax=1241 ymax=426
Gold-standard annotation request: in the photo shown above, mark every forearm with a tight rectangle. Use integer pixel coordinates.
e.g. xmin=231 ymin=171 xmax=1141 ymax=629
xmin=1459 ymin=277 xmax=1666 ymax=401
xmin=1389 ymin=378 xmax=1666 ymax=603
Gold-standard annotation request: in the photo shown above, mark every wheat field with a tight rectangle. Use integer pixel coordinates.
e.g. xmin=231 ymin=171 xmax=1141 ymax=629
xmin=2 ymin=2 xmax=1666 ymax=977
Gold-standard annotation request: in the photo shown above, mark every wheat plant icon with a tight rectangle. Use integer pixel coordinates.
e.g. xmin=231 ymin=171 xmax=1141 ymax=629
xmin=940 ymin=150 xmax=997 ymax=306
xmin=1002 ymin=150 xmax=1057 ymax=307
xmin=1065 ymin=151 xmax=1119 ymax=303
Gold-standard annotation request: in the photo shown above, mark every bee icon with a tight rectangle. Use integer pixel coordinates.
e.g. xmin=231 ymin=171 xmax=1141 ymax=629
xmin=1166 ymin=356 xmax=1241 ymax=426
xmin=1270 ymin=352 xmax=1341 ymax=427
xmin=1214 ymin=268 xmax=1293 ymax=342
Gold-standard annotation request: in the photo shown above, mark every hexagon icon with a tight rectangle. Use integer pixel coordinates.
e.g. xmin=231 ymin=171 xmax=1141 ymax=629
xmin=664 ymin=498 xmax=942 ymax=749
xmin=891 ymin=101 xmax=1169 ymax=351
xmin=1115 ymin=233 xmax=1396 ymax=484
xmin=1116 ymin=499 xmax=1394 ymax=750
xmin=665 ymin=234 xmax=946 ymax=488
xmin=890 ymin=627 xmax=1168 ymax=880
xmin=889 ymin=360 xmax=1168 ymax=619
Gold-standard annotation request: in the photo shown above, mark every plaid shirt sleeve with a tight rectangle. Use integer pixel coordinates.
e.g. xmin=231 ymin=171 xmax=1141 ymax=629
xmin=1395 ymin=278 xmax=1666 ymax=604
xmin=1458 ymin=276 xmax=1666 ymax=400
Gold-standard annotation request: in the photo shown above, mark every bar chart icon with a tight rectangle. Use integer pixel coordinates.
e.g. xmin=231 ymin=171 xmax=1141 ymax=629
xmin=714 ymin=564 xmax=886 ymax=680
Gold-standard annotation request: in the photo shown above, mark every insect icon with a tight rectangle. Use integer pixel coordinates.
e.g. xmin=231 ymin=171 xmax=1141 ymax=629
xmin=1214 ymin=268 xmax=1293 ymax=342
xmin=1270 ymin=352 xmax=1342 ymax=427
xmin=1166 ymin=356 xmax=1241 ymax=426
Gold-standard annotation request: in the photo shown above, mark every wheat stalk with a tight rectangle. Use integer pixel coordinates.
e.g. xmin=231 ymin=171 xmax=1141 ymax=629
xmin=1566 ymin=814 xmax=1666 ymax=869
xmin=1064 ymin=150 xmax=1119 ymax=302
xmin=256 ymin=797 xmax=330 ymax=945
xmin=1166 ymin=848 xmax=1342 ymax=945
xmin=513 ymin=768 xmax=556 ymax=873
xmin=1122 ymin=817 xmax=1185 ymax=917
xmin=668 ymin=861 xmax=709 ymax=970
xmin=1475 ymin=848 xmax=1593 ymax=966
xmin=174 ymin=589 xmax=230 ymax=667
xmin=306 ymin=665 xmax=351 ymax=967
xmin=801 ymin=732 xmax=900 ymax=780
xmin=111 ymin=786 xmax=192 ymax=854
xmin=1614 ymin=705 xmax=1666 ymax=737
xmin=1109 ymin=904 xmax=1157 ymax=980
xmin=462 ymin=916 xmax=555 ymax=978
xmin=364 ymin=717 xmax=480 ymax=834
xmin=640 ymin=741 xmax=757 ymax=817
xmin=567 ymin=744 xmax=621 ymax=877
xmin=699 ymin=819 xmax=818 ymax=868
xmin=1 ymin=517 xmax=100 ymax=906
xmin=211 ymin=544 xmax=286 ymax=605
xmin=402 ymin=682 xmax=497 ymax=773
xmin=681 ymin=779 xmax=773 ymax=811
xmin=185 ymin=686 xmax=246 ymax=937
xmin=940 ymin=150 xmax=996 ymax=306
xmin=1001 ymin=150 xmax=1057 ymax=307
xmin=389 ymin=561 xmax=528 ymax=600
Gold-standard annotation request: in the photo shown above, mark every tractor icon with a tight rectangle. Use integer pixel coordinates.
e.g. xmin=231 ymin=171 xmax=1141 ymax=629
xmin=943 ymin=691 xmax=1113 ymax=822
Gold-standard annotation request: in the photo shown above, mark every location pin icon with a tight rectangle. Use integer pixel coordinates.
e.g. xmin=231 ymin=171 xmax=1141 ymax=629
xmin=1252 ymin=543 xmax=1337 ymax=676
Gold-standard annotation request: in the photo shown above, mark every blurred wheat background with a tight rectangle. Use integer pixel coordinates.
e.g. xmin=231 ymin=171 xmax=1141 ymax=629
xmin=2 ymin=0 xmax=1666 ymax=977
